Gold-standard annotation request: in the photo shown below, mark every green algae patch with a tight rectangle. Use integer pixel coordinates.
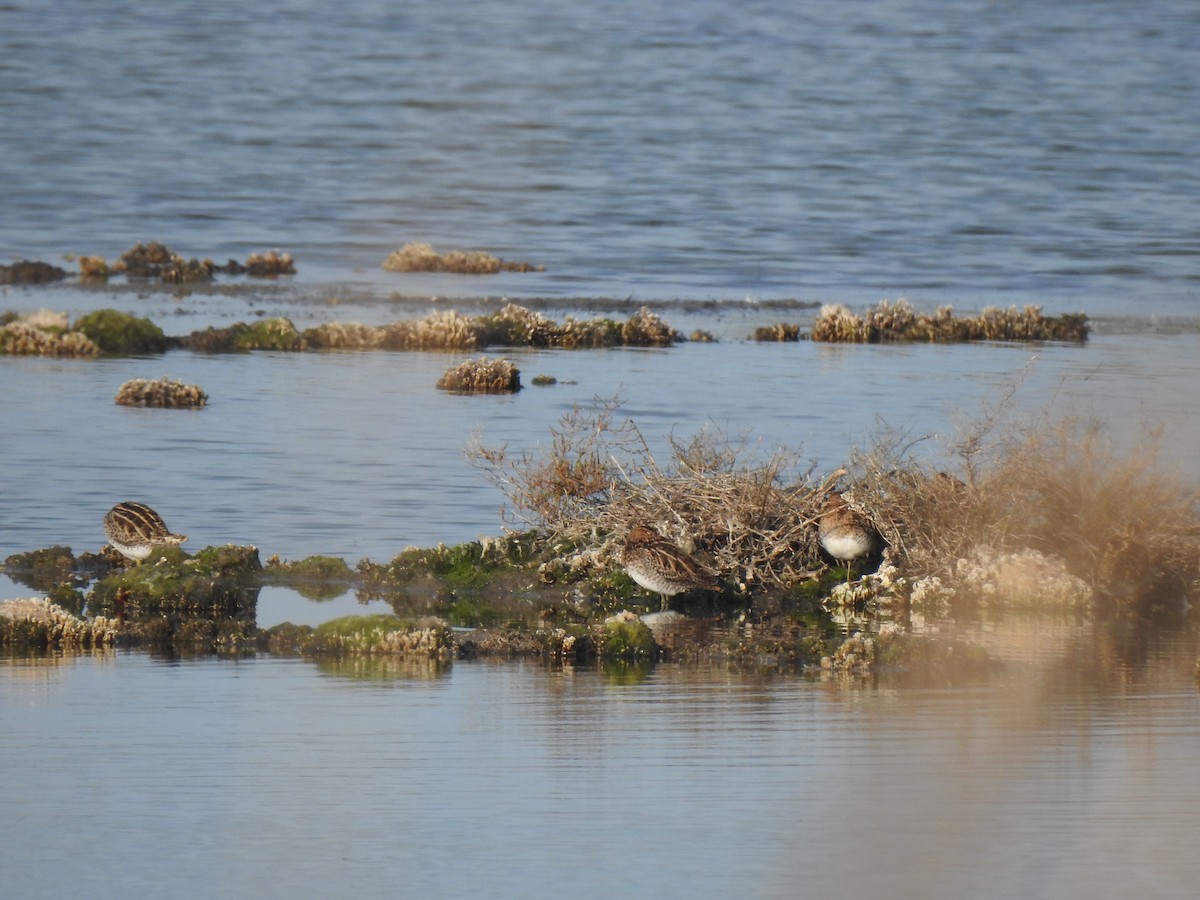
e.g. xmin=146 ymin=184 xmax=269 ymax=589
xmin=184 ymin=318 xmax=307 ymax=352
xmin=264 ymin=554 xmax=356 ymax=600
xmin=599 ymin=611 xmax=658 ymax=660
xmin=309 ymin=615 xmax=454 ymax=659
xmin=4 ymin=545 xmax=79 ymax=593
xmin=74 ymin=309 xmax=169 ymax=355
xmin=88 ymin=544 xmax=262 ymax=616
xmin=359 ymin=536 xmax=540 ymax=592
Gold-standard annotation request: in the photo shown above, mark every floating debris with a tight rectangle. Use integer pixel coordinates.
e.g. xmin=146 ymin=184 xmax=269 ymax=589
xmin=382 ymin=242 xmax=543 ymax=274
xmin=0 ymin=260 xmax=68 ymax=285
xmin=436 ymin=356 xmax=522 ymax=393
xmin=811 ymin=299 xmax=1089 ymax=343
xmin=116 ymin=376 xmax=209 ymax=409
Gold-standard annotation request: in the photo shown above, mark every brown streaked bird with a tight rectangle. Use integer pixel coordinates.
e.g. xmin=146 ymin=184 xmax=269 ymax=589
xmin=818 ymin=492 xmax=881 ymax=582
xmin=103 ymin=501 xmax=187 ymax=562
xmin=622 ymin=526 xmax=722 ymax=611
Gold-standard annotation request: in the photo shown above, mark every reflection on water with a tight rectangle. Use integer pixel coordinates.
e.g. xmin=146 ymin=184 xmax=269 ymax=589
xmin=2 ymin=621 xmax=1199 ymax=900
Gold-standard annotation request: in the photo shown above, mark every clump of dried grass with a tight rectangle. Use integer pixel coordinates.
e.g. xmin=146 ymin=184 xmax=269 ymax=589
xmin=436 ymin=357 xmax=522 ymax=393
xmin=244 ymin=250 xmax=296 ymax=276
xmin=753 ymin=323 xmax=801 ymax=342
xmin=380 ymin=310 xmax=482 ymax=351
xmin=849 ymin=409 xmax=1200 ymax=615
xmin=812 ymin=299 xmax=1088 ymax=343
xmin=303 ymin=322 xmax=389 ymax=350
xmin=0 ymin=321 xmax=100 ymax=357
xmin=382 ymin=242 xmax=543 ymax=274
xmin=116 ymin=377 xmax=208 ymax=408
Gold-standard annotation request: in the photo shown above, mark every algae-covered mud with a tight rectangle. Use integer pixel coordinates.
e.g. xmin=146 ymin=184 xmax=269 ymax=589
xmin=5 ymin=399 xmax=1197 ymax=681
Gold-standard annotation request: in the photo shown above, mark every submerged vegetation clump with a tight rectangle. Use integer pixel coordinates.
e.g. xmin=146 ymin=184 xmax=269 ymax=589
xmin=811 ymin=299 xmax=1089 ymax=344
xmin=307 ymin=615 xmax=455 ymax=658
xmin=3 ymin=545 xmax=81 ymax=593
xmin=303 ymin=321 xmax=390 ymax=351
xmin=184 ymin=317 xmax=308 ymax=352
xmin=753 ymin=323 xmax=802 ymax=342
xmin=178 ymin=303 xmax=686 ymax=354
xmin=116 ymin=376 xmax=208 ymax=408
xmin=243 ymin=250 xmax=296 ymax=277
xmin=0 ymin=260 xmax=68 ymax=284
xmin=105 ymin=241 xmax=296 ymax=282
xmin=74 ymin=309 xmax=170 ymax=354
xmin=0 ymin=598 xmax=118 ymax=650
xmin=382 ymin=242 xmax=543 ymax=274
xmin=379 ymin=309 xmax=483 ymax=351
xmin=0 ymin=320 xmax=99 ymax=357
xmin=88 ymin=544 xmax=262 ymax=618
xmin=0 ymin=308 xmax=170 ymax=357
xmin=436 ymin=356 xmax=522 ymax=393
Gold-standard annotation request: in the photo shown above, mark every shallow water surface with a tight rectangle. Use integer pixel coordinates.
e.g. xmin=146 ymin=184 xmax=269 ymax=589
xmin=2 ymin=628 xmax=1199 ymax=900
xmin=2 ymin=0 xmax=1199 ymax=310
xmin=4 ymin=330 xmax=1199 ymax=570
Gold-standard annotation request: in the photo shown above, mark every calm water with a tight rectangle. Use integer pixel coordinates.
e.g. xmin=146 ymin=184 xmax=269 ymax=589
xmin=4 ymin=1 xmax=1200 ymax=896
xmin=2 ymin=0 xmax=1199 ymax=310
xmin=3 ymin=636 xmax=1200 ymax=900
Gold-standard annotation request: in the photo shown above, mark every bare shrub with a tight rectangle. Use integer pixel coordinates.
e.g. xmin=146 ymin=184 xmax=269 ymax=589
xmin=471 ymin=396 xmax=837 ymax=590
xmin=473 ymin=390 xmax=1200 ymax=613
